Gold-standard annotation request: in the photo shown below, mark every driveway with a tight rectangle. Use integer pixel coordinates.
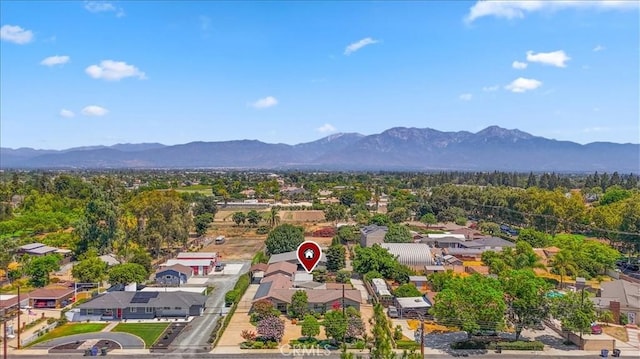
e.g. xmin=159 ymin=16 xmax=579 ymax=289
xmin=170 ymin=260 xmax=250 ymax=353
xmin=31 ymin=332 xmax=144 ymax=349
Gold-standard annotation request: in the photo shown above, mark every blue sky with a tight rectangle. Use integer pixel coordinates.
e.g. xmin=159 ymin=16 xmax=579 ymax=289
xmin=1 ymin=1 xmax=638 ymax=149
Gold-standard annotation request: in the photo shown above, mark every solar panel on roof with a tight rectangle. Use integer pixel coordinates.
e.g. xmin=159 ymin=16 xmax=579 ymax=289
xmin=130 ymin=291 xmax=159 ymax=303
xmin=130 ymin=297 xmax=150 ymax=303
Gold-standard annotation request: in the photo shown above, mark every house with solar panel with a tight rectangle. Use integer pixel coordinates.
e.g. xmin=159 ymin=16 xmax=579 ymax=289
xmin=72 ymin=291 xmax=206 ymax=321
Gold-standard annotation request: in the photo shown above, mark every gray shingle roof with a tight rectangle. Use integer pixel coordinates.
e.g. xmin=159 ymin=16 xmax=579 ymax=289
xmin=78 ymin=291 xmax=206 ymax=309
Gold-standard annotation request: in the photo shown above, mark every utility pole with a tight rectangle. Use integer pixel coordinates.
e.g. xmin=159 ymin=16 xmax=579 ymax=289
xmin=3 ymin=315 xmax=7 ymax=359
xmin=16 ymin=287 xmax=20 ymax=349
xmin=420 ymin=315 xmax=425 ymax=358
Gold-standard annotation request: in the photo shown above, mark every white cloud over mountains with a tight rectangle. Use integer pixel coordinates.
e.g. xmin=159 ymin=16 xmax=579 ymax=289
xmin=505 ymin=77 xmax=542 ymax=93
xmin=0 ymin=25 xmax=33 ymax=44
xmin=86 ymin=60 xmax=146 ymax=81
xmin=465 ymin=0 xmax=638 ymax=23
xmin=41 ymin=55 xmax=70 ymax=66
xmin=526 ymin=50 xmax=570 ymax=68
xmin=344 ymin=37 xmax=379 ymax=55
xmin=317 ymin=123 xmax=337 ymax=133
xmin=250 ymin=96 xmax=278 ymax=109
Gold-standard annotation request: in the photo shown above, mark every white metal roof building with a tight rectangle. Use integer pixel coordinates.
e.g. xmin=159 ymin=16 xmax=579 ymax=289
xmin=380 ymin=243 xmax=435 ymax=268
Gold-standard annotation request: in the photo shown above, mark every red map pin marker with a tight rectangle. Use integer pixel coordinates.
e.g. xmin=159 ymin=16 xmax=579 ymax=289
xmin=297 ymin=241 xmax=322 ymax=273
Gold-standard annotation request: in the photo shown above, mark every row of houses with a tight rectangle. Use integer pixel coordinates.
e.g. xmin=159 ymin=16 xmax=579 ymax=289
xmin=250 ymin=250 xmax=362 ymax=313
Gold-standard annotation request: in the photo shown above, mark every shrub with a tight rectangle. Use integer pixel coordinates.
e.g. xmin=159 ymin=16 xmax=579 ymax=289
xmin=487 ymin=341 xmax=544 ymax=351
xmin=450 ymin=340 xmax=487 ymax=350
xmin=393 ymin=325 xmax=403 ymax=340
xmin=225 ymin=290 xmax=239 ymax=306
xmin=256 ymin=226 xmax=270 ymax=235
xmin=396 ymin=340 xmax=420 ymax=350
xmin=252 ymin=341 xmax=264 ymax=349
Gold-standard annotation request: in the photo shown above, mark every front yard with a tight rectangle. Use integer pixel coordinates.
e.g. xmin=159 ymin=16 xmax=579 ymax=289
xmin=111 ymin=323 xmax=169 ymax=348
xmin=27 ymin=323 xmax=108 ymax=347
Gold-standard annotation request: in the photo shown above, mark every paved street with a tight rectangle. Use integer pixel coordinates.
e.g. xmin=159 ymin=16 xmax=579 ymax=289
xmin=9 ymin=352 xmax=634 ymax=358
xmin=169 ymin=260 xmax=250 ymax=353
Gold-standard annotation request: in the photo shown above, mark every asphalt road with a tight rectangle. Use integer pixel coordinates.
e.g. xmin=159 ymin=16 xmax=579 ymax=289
xmin=169 ymin=260 xmax=250 ymax=353
xmin=13 ymin=353 xmax=620 ymax=359
xmin=31 ymin=332 xmax=145 ymax=349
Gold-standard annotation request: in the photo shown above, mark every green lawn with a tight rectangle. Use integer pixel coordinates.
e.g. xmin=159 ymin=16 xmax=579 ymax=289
xmin=27 ymin=323 xmax=108 ymax=347
xmin=174 ymin=185 xmax=213 ymax=195
xmin=111 ymin=323 xmax=169 ymax=348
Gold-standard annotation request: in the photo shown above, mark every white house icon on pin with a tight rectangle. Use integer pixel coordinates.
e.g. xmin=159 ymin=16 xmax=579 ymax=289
xmin=304 ymin=248 xmax=314 ymax=259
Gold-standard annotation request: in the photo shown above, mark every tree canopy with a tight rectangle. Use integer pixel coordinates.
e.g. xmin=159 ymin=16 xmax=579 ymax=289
xmin=265 ymin=224 xmax=304 ymax=255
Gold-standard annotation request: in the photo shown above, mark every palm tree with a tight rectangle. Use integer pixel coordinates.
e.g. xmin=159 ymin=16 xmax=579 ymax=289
xmin=550 ymin=250 xmax=578 ymax=288
xmin=268 ymin=207 xmax=280 ymax=228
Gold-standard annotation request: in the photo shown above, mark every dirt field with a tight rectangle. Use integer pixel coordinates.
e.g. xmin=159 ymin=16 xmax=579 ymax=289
xmin=203 ymin=237 xmax=266 ymax=260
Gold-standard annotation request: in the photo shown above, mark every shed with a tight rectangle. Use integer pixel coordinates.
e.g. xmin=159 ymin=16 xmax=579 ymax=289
xmin=29 ymin=286 xmax=75 ymax=309
xmin=394 ymin=296 xmax=431 ymax=319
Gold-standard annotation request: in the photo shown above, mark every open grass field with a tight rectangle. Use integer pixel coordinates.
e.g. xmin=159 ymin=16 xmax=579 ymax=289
xmin=112 ymin=323 xmax=169 ymax=348
xmin=174 ymin=185 xmax=213 ymax=195
xmin=27 ymin=323 xmax=108 ymax=347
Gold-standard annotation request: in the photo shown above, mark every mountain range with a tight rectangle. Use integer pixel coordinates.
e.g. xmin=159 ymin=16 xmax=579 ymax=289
xmin=1 ymin=126 xmax=638 ymax=172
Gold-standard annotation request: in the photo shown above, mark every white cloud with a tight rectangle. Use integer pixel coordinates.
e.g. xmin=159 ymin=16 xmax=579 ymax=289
xmin=526 ymin=50 xmax=570 ymax=68
xmin=40 ymin=55 xmax=70 ymax=66
xmin=317 ymin=123 xmax=337 ymax=133
xmin=59 ymin=109 xmax=75 ymax=118
xmin=250 ymin=96 xmax=278 ymax=109
xmin=85 ymin=60 xmax=146 ymax=81
xmin=593 ymin=44 xmax=605 ymax=52
xmin=482 ymin=85 xmax=500 ymax=92
xmin=84 ymin=1 xmax=124 ymax=16
xmin=465 ymin=0 xmax=638 ymax=23
xmin=344 ymin=37 xmax=379 ymax=56
xmin=81 ymin=105 xmax=109 ymax=116
xmin=512 ymin=60 xmax=528 ymax=70
xmin=505 ymin=77 xmax=542 ymax=93
xmin=0 ymin=25 xmax=34 ymax=44
xmin=459 ymin=93 xmax=473 ymax=101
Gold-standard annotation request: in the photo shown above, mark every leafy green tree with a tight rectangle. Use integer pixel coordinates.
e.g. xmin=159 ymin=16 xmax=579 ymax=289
xmin=500 ymin=269 xmax=550 ymax=340
xmin=388 ymin=207 xmax=409 ymax=224
xmin=335 ymin=225 xmax=359 ymax=245
xmin=194 ymin=213 xmax=213 ymax=236
xmin=394 ymin=283 xmax=421 ymax=297
xmin=108 ymin=263 xmax=148 ymax=286
xmin=129 ymin=247 xmax=153 ymax=275
xmin=126 ymin=190 xmax=190 ymax=258
xmin=301 ymin=314 xmax=320 ymax=339
xmin=290 ymin=290 xmax=308 ymax=319
xmin=324 ymin=204 xmax=347 ymax=223
xmin=326 ymin=245 xmax=346 ymax=272
xmin=518 ymin=228 xmax=551 ymax=248
xmin=72 ymin=255 xmax=108 ymax=283
xmin=384 ymin=224 xmax=412 ymax=243
xmin=25 ymin=254 xmax=61 ymax=287
xmin=74 ymin=198 xmax=118 ymax=255
xmin=251 ymin=299 xmax=278 ymax=322
xmin=247 ymin=210 xmax=262 ymax=226
xmin=265 ymin=224 xmax=304 ymax=255
xmin=551 ymin=290 xmax=596 ymax=339
xmin=336 ymin=270 xmax=351 ymax=283
xmin=232 ymin=211 xmax=246 ymax=226
xmin=324 ymin=310 xmax=348 ymax=343
xmin=369 ymin=214 xmax=391 ymax=226
xmin=193 ymin=195 xmax=217 ymax=217
xmin=370 ymin=303 xmax=394 ymax=359
xmin=550 ymin=250 xmax=578 ymax=288
xmin=427 ymin=270 xmax=456 ymax=292
xmin=420 ymin=213 xmax=437 ymax=229
xmin=431 ymin=274 xmax=506 ymax=338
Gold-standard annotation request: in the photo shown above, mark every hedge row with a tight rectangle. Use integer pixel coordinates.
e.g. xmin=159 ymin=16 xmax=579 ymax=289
xmin=396 ymin=340 xmax=420 ymax=350
xmin=451 ymin=340 xmax=544 ymax=351
xmin=211 ymin=273 xmax=251 ymax=348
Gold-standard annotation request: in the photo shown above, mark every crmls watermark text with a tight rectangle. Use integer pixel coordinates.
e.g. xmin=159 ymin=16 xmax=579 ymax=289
xmin=279 ymin=344 xmax=332 ymax=356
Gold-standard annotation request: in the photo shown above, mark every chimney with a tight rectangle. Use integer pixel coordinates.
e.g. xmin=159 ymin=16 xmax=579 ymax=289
xmin=610 ymin=301 xmax=621 ymax=324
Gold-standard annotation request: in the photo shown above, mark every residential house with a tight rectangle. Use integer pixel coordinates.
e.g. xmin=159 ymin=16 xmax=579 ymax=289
xmin=267 ymin=250 xmax=326 ymax=271
xmin=74 ymin=291 xmax=206 ymax=321
xmin=0 ymin=294 xmax=29 ymax=317
xmin=419 ymin=236 xmax=466 ymax=249
xmin=249 ymin=263 xmax=268 ymax=284
xmin=424 ymin=265 xmax=446 ymax=275
xmin=462 ymin=237 xmax=516 ymax=250
xmin=450 ymin=228 xmax=488 ymax=240
xmin=409 ymin=276 xmax=429 ymax=290
xmin=360 ymin=225 xmax=388 ymax=247
xmin=253 ymin=284 xmax=361 ymax=313
xmin=155 ymin=264 xmax=193 ymax=287
xmin=592 ymin=280 xmax=640 ymax=325
xmin=264 ymin=262 xmax=298 ymax=279
xmin=18 ymin=243 xmax=72 ymax=264
xmin=371 ymin=278 xmax=393 ymax=307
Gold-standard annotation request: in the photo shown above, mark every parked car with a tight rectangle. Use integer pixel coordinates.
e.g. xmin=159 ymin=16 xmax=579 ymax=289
xmin=214 ymin=263 xmax=225 ymax=272
xmin=387 ymin=306 xmax=399 ymax=318
xmin=215 ymin=236 xmax=226 ymax=244
xmin=591 ymin=323 xmax=603 ymax=335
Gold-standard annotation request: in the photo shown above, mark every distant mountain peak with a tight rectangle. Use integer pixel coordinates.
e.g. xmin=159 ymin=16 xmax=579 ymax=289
xmin=476 ymin=126 xmax=534 ymax=140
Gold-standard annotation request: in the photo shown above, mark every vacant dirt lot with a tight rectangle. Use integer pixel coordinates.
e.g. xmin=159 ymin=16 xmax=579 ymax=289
xmin=203 ymin=237 xmax=265 ymax=260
